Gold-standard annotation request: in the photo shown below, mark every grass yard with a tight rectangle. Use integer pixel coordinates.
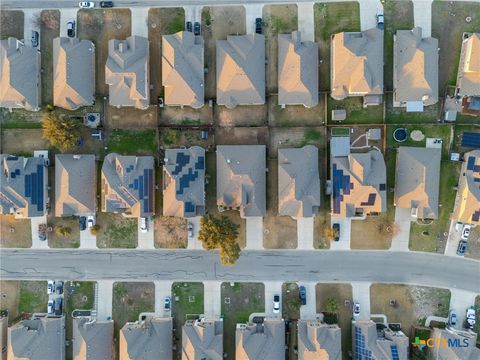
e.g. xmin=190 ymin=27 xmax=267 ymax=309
xmin=0 ymin=10 xmax=24 ymax=39
xmin=0 ymin=108 xmax=44 ymax=129
xmin=159 ymin=128 xmax=213 ymax=149
xmin=314 ymin=2 xmax=360 ymax=91
xmin=47 ymin=215 xmax=80 ymax=248
xmin=40 ymin=10 xmax=60 ymax=105
xmin=0 ymin=281 xmax=19 ymax=323
xmin=0 ymin=215 xmax=32 ymax=248
xmin=154 ymin=216 xmax=188 ymax=248
xmin=282 ymin=283 xmax=300 ymax=320
xmin=96 ymin=212 xmax=138 ymax=248
xmin=267 ymin=96 xmax=326 ymax=127
xmin=386 ymin=94 xmax=440 ymax=123
xmin=432 ymin=1 xmax=480 ymax=94
xmin=18 ymin=281 xmax=48 ymax=315
xmin=0 ymin=128 xmax=49 ymax=157
xmin=350 ymin=211 xmax=394 ymax=249
xmin=327 ymin=97 xmax=383 ymax=124
xmin=221 ymin=282 xmax=265 ymax=360
xmin=106 ymin=129 xmax=158 ymax=156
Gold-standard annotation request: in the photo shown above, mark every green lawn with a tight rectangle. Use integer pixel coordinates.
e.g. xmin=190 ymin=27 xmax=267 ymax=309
xmin=18 ymin=281 xmax=48 ymax=314
xmin=328 ymin=97 xmax=383 ymax=124
xmin=331 ymin=127 xmax=350 ymax=137
xmin=106 ymin=129 xmax=158 ymax=155
xmin=165 ymin=8 xmax=185 ymax=34
xmin=96 ymin=213 xmax=138 ymax=248
xmin=385 ymin=94 xmax=440 ymax=124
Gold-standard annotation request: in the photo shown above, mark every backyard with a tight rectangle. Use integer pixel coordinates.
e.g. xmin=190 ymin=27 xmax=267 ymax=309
xmin=327 ymin=97 xmax=383 ymax=124
xmin=106 ymin=129 xmax=158 ymax=156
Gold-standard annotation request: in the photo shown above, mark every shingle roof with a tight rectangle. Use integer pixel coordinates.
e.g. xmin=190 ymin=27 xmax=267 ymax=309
xmin=53 ymin=37 xmax=95 ymax=110
xmin=278 ymin=146 xmax=320 ymax=217
xmin=163 ymin=146 xmax=205 ymax=218
xmin=101 ymin=153 xmax=155 ymax=218
xmin=456 ymin=33 xmax=480 ymax=97
xmin=278 ymin=31 xmax=318 ymax=107
xmin=235 ymin=320 xmax=285 ymax=360
xmin=181 ymin=319 xmax=223 ymax=360
xmin=0 ymin=37 xmax=40 ymax=111
xmin=105 ymin=36 xmax=149 ymax=109
xmin=216 ymin=34 xmax=265 ymax=108
xmin=393 ymin=28 xmax=439 ymax=106
xmin=55 ymin=154 xmax=96 ymax=217
xmin=0 ymin=154 xmax=48 ymax=218
xmin=452 ymin=150 xmax=480 ymax=225
xmin=8 ymin=317 xmax=65 ymax=360
xmin=72 ymin=318 xmax=113 ymax=360
xmin=162 ymin=31 xmax=204 ymax=108
xmin=119 ymin=318 xmax=172 ymax=360
xmin=216 ymin=145 xmax=266 ymax=218
xmin=297 ymin=321 xmax=341 ymax=360
xmin=330 ymin=28 xmax=383 ymax=100
xmin=394 ymin=146 xmax=441 ymax=219
xmin=430 ymin=327 xmax=480 ymax=360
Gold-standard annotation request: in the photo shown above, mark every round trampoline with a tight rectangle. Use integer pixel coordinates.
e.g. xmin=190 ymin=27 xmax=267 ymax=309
xmin=393 ymin=128 xmax=408 ymax=142
xmin=87 ymin=114 xmax=96 ymax=122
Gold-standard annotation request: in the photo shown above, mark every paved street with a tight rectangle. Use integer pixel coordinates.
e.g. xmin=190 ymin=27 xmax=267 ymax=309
xmin=3 ymin=249 xmax=477 ymax=291
xmin=390 ymin=208 xmax=411 ymax=252
xmin=203 ymin=281 xmax=221 ymax=319
xmin=351 ymin=281 xmax=371 ymax=321
xmin=154 ymin=280 xmax=173 ymax=316
xmin=245 ymin=217 xmax=264 ymax=249
xmin=413 ymin=0 xmax=433 ymax=37
xmin=297 ymin=217 xmax=314 ymax=250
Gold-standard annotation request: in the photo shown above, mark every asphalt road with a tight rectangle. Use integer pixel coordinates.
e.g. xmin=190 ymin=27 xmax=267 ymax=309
xmin=1 ymin=249 xmax=479 ymax=293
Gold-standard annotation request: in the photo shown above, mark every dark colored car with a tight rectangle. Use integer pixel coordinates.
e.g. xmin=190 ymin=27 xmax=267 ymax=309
xmin=255 ymin=18 xmax=262 ymax=34
xmin=56 ymin=281 xmax=64 ymax=295
xmin=100 ymin=1 xmax=113 ymax=8
xmin=194 ymin=22 xmax=201 ymax=36
xmin=31 ymin=31 xmax=39 ymax=47
xmin=332 ymin=223 xmax=340 ymax=242
xmin=299 ymin=286 xmax=306 ymax=305
xmin=186 ymin=21 xmax=192 ymax=32
xmin=376 ymin=13 xmax=384 ymax=30
xmin=79 ymin=216 xmax=87 ymax=231
xmin=457 ymin=240 xmax=467 ymax=256
xmin=67 ymin=21 xmax=75 ymax=38
xmin=54 ymin=297 xmax=63 ymax=316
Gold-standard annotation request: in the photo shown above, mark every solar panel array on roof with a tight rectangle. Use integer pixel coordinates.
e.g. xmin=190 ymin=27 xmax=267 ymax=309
xmin=332 ymin=164 xmax=352 ymax=214
xmin=24 ymin=164 xmax=44 ymax=212
xmin=391 ymin=345 xmax=399 ymax=360
xmin=379 ymin=183 xmax=386 ymax=191
xmin=173 ymin=152 xmax=190 ymax=175
xmin=185 ymin=202 xmax=195 ymax=213
xmin=462 ymin=132 xmax=480 ymax=149
xmin=472 ymin=210 xmax=480 ymax=222
xmin=354 ymin=326 xmax=373 ymax=360
xmin=360 ymin=193 xmax=377 ymax=207
xmin=467 ymin=156 xmax=476 ymax=171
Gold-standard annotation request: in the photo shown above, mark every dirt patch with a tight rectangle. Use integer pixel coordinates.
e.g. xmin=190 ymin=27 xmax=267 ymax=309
xmin=40 ymin=10 xmax=60 ymax=105
xmin=215 ymin=127 xmax=269 ymax=146
xmin=96 ymin=212 xmax=138 ymax=248
xmin=466 ymin=226 xmax=480 ymax=260
xmin=105 ymin=105 xmax=158 ymax=130
xmin=1 ymin=129 xmax=49 ymax=156
xmin=47 ymin=215 xmax=80 ymax=248
xmin=160 ymin=106 xmax=213 ymax=125
xmin=154 ymin=216 xmax=187 ymax=248
xmin=314 ymin=205 xmax=331 ymax=249
xmin=77 ymin=9 xmax=132 ymax=95
xmin=269 ymin=126 xmax=326 ymax=157
xmin=215 ymin=105 xmax=268 ymax=127
xmin=350 ymin=214 xmax=395 ymax=250
xmin=0 ymin=281 xmax=19 ymax=323
xmin=268 ymin=95 xmax=326 ymax=127
xmin=159 ymin=128 xmax=214 ymax=150
xmin=0 ymin=10 xmax=24 ymax=39
xmin=282 ymin=282 xmax=300 ymax=320
xmin=0 ymin=215 xmax=32 ymax=248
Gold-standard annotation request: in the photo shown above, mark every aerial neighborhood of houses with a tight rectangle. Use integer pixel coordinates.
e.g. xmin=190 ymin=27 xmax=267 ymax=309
xmin=0 ymin=1 xmax=479 ymax=360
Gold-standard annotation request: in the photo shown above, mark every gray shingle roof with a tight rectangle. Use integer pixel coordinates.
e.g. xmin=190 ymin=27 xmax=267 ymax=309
xmin=0 ymin=37 xmax=40 ymax=111
xmin=8 ymin=317 xmax=65 ymax=360
xmin=55 ymin=154 xmax=96 ymax=217
xmin=431 ymin=327 xmax=480 ymax=360
xmin=278 ymin=31 xmax=318 ymax=108
xmin=101 ymin=153 xmax=155 ymax=218
xmin=278 ymin=146 xmax=320 ymax=217
xmin=72 ymin=318 xmax=113 ymax=360
xmin=394 ymin=146 xmax=441 ymax=219
xmin=456 ymin=33 xmax=480 ymax=97
xmin=297 ymin=320 xmax=341 ymax=360
xmin=119 ymin=318 xmax=172 ymax=360
xmin=0 ymin=154 xmax=48 ymax=218
xmin=216 ymin=145 xmax=266 ymax=218
xmin=163 ymin=146 xmax=205 ymax=218
xmin=182 ymin=319 xmax=223 ymax=360
xmin=105 ymin=36 xmax=149 ymax=110
xmin=235 ymin=320 xmax=285 ymax=360
xmin=393 ymin=28 xmax=439 ymax=106
xmin=216 ymin=34 xmax=265 ymax=108
xmin=162 ymin=31 xmax=204 ymax=108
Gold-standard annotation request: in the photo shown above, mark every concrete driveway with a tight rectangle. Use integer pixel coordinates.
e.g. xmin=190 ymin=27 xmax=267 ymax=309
xmin=444 ymin=220 xmax=462 ymax=257
xmin=203 ymin=281 xmax=221 ymax=319
xmin=246 ymin=217 xmax=264 ymax=250
xmin=413 ymin=0 xmax=432 ymax=37
xmin=184 ymin=5 xmax=202 ymax=23
xmin=137 ymin=218 xmax=154 ymax=249
xmin=23 ymin=9 xmax=41 ymax=45
xmin=297 ymin=217 xmax=314 ymax=250
xmin=154 ymin=280 xmax=173 ymax=316
xmin=30 ymin=216 xmax=49 ymax=249
xmin=330 ymin=218 xmax=351 ymax=250
xmin=96 ymin=280 xmax=113 ymax=321
xmin=59 ymin=8 xmax=78 ymax=37
xmin=297 ymin=3 xmax=314 ymax=42
xmin=79 ymin=228 xmax=97 ymax=249
xmin=264 ymin=281 xmax=283 ymax=318
xmin=351 ymin=282 xmax=371 ymax=321
xmin=187 ymin=217 xmax=203 ymax=250
xmin=244 ymin=4 xmax=263 ymax=34
xmin=359 ymin=0 xmax=383 ymax=31
xmin=390 ymin=208 xmax=412 ymax=252
xmin=130 ymin=7 xmax=149 ymax=37
xmin=298 ymin=282 xmax=317 ymax=320
xmin=449 ymin=289 xmax=477 ymax=331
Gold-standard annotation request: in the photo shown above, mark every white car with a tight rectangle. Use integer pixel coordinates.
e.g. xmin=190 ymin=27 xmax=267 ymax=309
xmin=79 ymin=1 xmax=95 ymax=8
xmin=47 ymin=300 xmax=55 ymax=314
xmin=140 ymin=217 xmax=148 ymax=234
xmin=87 ymin=215 xmax=95 ymax=228
xmin=273 ymin=295 xmax=280 ymax=314
xmin=47 ymin=280 xmax=55 ymax=294
xmin=187 ymin=223 xmax=194 ymax=239
xmin=353 ymin=302 xmax=360 ymax=317
xmin=461 ymin=224 xmax=471 ymax=240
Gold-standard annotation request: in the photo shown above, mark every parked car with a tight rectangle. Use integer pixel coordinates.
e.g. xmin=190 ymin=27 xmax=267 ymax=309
xmin=255 ymin=18 xmax=262 ymax=34
xmin=47 ymin=281 xmax=55 ymax=295
xmin=457 ymin=240 xmax=467 ymax=256
xmin=299 ymin=286 xmax=306 ymax=306
xmin=100 ymin=1 xmax=113 ymax=7
xmin=87 ymin=215 xmax=95 ymax=228
xmin=187 ymin=222 xmax=194 ymax=239
xmin=47 ymin=300 xmax=55 ymax=314
xmin=461 ymin=224 xmax=471 ymax=240
xmin=273 ymin=295 xmax=280 ymax=314
xmin=332 ymin=223 xmax=340 ymax=242
xmin=164 ymin=296 xmax=171 ymax=311
xmin=448 ymin=309 xmax=457 ymax=326
xmin=79 ymin=216 xmax=87 ymax=231
xmin=140 ymin=217 xmax=148 ymax=233
xmin=79 ymin=1 xmax=95 ymax=8
xmin=353 ymin=302 xmax=360 ymax=316
xmin=55 ymin=298 xmax=63 ymax=315
xmin=186 ymin=21 xmax=193 ymax=32
xmin=67 ymin=20 xmax=75 ymax=37
xmin=31 ymin=31 xmax=39 ymax=47
xmin=465 ymin=306 xmax=476 ymax=329
xmin=194 ymin=22 xmax=201 ymax=36
xmin=56 ymin=281 xmax=64 ymax=295
xmin=376 ymin=13 xmax=384 ymax=30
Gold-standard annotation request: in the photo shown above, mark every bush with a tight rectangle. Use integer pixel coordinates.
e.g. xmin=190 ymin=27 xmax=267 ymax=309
xmin=55 ymin=226 xmax=71 ymax=237
xmin=90 ymin=224 xmax=100 ymax=236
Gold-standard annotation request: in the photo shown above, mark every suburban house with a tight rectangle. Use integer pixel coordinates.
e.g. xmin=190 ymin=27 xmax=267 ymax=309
xmin=119 ymin=317 xmax=172 ymax=360
xmin=101 ymin=153 xmax=155 ymax=218
xmin=456 ymin=32 xmax=480 ymax=113
xmin=105 ymin=36 xmax=149 ymax=110
xmin=163 ymin=147 xmax=205 ymax=218
xmin=182 ymin=318 xmax=223 ymax=359
xmin=55 ymin=154 xmax=96 ymax=217
xmin=430 ymin=327 xmax=480 ymax=359
xmin=278 ymin=31 xmax=318 ymax=108
xmin=1 ymin=313 xmax=7 ymax=360
xmin=330 ymin=28 xmax=383 ymax=106
xmin=8 ymin=317 xmax=65 ymax=360
xmin=0 ymin=154 xmax=48 ymax=219
xmin=278 ymin=146 xmax=320 ymax=218
xmin=394 ymin=147 xmax=441 ymax=220
xmin=331 ymin=147 xmax=387 ymax=219
xmin=72 ymin=318 xmax=113 ymax=360
xmin=216 ymin=145 xmax=266 ymax=218
xmin=297 ymin=321 xmax=341 ymax=360
xmin=216 ymin=34 xmax=265 ymax=108
xmin=53 ymin=37 xmax=95 ymax=110
xmin=453 ymin=150 xmax=480 ymax=225
xmin=393 ymin=28 xmax=439 ymax=111
xmin=0 ymin=37 xmax=40 ymax=111
xmin=162 ymin=31 xmax=204 ymax=108
xmin=235 ymin=320 xmax=285 ymax=360
xmin=352 ymin=320 xmax=408 ymax=360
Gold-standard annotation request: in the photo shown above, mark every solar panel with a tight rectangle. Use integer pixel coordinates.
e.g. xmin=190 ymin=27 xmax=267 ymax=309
xmin=134 ymin=179 xmax=139 ymax=190
xmin=467 ymin=156 xmax=475 ymax=171
xmin=472 ymin=210 xmax=480 ymax=222
xmin=195 ymin=156 xmax=205 ymax=170
xmin=185 ymin=202 xmax=195 ymax=213
xmin=37 ymin=165 xmax=44 ymax=211
xmin=379 ymin=183 xmax=386 ymax=191
xmin=462 ymin=132 xmax=480 ymax=148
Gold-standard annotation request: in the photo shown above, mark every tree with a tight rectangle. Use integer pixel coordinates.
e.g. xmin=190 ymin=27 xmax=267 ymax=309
xmin=55 ymin=226 xmax=71 ymax=237
xmin=198 ymin=215 xmax=240 ymax=265
xmin=90 ymin=224 xmax=100 ymax=236
xmin=42 ymin=112 xmax=81 ymax=152
xmin=325 ymin=297 xmax=340 ymax=314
